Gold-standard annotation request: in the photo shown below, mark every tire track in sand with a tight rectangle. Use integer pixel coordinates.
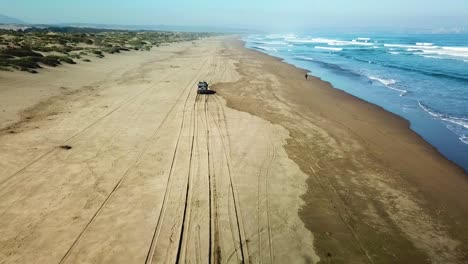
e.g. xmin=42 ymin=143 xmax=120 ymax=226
xmin=0 ymin=66 xmax=187 ymax=188
xmin=58 ymin=59 xmax=209 ymax=264
xmin=208 ymin=95 xmax=250 ymax=263
xmin=144 ymin=60 xmax=211 ymax=264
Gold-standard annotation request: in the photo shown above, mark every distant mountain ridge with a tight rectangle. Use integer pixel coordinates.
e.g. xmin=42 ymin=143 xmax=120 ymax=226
xmin=57 ymin=23 xmax=257 ymax=33
xmin=0 ymin=14 xmax=25 ymax=24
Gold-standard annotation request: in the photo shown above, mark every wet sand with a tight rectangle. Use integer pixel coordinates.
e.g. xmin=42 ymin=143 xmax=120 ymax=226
xmin=0 ymin=36 xmax=467 ymax=264
xmin=217 ymin=39 xmax=468 ymax=263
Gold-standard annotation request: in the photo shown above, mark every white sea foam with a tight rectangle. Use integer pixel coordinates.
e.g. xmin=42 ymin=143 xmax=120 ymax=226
xmin=369 ymin=76 xmax=396 ymax=86
xmin=460 ymin=135 xmax=468 ymax=145
xmin=384 ymin=44 xmax=439 ymax=49
xmin=416 ymin=42 xmax=434 ymax=46
xmin=385 ymin=43 xmax=468 ymax=60
xmin=418 ymin=101 xmax=468 ymax=130
xmin=389 ymin=51 xmax=400 ymax=55
xmin=254 ymin=46 xmax=278 ymax=52
xmin=368 ymin=76 xmax=407 ymax=96
xmin=419 ymin=48 xmax=468 ymax=59
xmin=418 ymin=101 xmax=468 ymax=145
xmin=255 ymin=41 xmax=288 ymax=45
xmin=422 ymin=55 xmax=445 ymax=59
xmin=294 ymin=56 xmax=315 ymax=61
xmin=358 ymin=37 xmax=371 ymax=41
xmin=288 ymin=37 xmax=372 ymax=46
xmin=264 ymin=34 xmax=284 ymax=39
xmin=315 ymin=46 xmax=343 ymax=51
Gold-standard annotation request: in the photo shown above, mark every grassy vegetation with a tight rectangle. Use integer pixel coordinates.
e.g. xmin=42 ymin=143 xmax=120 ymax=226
xmin=0 ymin=27 xmax=214 ymax=73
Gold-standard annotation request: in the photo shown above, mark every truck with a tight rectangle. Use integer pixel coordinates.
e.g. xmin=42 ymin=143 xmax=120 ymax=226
xmin=197 ymin=81 xmax=209 ymax=94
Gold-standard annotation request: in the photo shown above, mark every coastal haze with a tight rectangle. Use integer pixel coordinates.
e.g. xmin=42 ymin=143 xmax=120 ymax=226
xmin=1 ymin=1 xmax=468 ymax=264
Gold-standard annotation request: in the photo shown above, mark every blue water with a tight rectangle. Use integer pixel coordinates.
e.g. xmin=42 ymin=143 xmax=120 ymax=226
xmin=245 ymin=33 xmax=468 ymax=172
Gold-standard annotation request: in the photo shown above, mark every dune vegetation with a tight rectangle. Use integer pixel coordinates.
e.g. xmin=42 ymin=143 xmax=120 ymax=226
xmin=0 ymin=27 xmax=213 ymax=73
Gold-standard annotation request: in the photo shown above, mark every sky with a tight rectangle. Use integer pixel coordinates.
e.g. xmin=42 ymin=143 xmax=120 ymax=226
xmin=1 ymin=0 xmax=468 ymax=32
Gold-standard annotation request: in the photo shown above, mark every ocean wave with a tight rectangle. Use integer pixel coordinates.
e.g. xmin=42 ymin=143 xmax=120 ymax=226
xmin=368 ymin=76 xmax=397 ymax=86
xmin=252 ymin=41 xmax=288 ymax=45
xmin=418 ymin=101 xmax=468 ymax=130
xmin=288 ymin=37 xmax=372 ymax=46
xmin=253 ymin=46 xmax=278 ymax=52
xmin=337 ymin=53 xmax=468 ymax=82
xmin=315 ymin=46 xmax=343 ymax=51
xmin=389 ymin=51 xmax=400 ymax=55
xmin=460 ymin=135 xmax=468 ymax=144
xmin=422 ymin=55 xmax=445 ymax=59
xmin=264 ymin=34 xmax=284 ymax=39
xmin=416 ymin=42 xmax=434 ymax=46
xmin=287 ymin=37 xmax=333 ymax=44
xmin=294 ymin=55 xmax=315 ymax=61
xmin=331 ymin=42 xmax=373 ymax=46
xmin=385 ymin=43 xmax=468 ymax=60
xmin=357 ymin=37 xmax=371 ymax=41
xmin=384 ymin=44 xmax=439 ymax=50
xmin=419 ymin=47 xmax=468 ymax=59
xmin=368 ymin=76 xmax=408 ymax=96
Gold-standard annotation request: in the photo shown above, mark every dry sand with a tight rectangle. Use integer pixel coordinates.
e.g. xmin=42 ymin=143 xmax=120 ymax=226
xmin=0 ymin=36 xmax=467 ymax=264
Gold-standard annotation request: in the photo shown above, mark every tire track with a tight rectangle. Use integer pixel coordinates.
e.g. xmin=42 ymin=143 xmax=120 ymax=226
xmin=175 ymin=92 xmax=199 ymax=263
xmin=144 ymin=59 xmax=211 ymax=264
xmin=0 ymin=65 xmax=187 ymax=188
xmin=0 ymin=86 xmax=154 ymax=218
xmin=175 ymin=59 xmax=219 ymax=263
xmin=207 ymin=96 xmax=250 ymax=263
xmin=296 ymin=137 xmax=374 ymax=264
xmin=264 ymin=129 xmax=276 ymax=263
xmin=203 ymin=95 xmax=216 ymax=264
xmin=58 ymin=60 xmax=209 ymax=264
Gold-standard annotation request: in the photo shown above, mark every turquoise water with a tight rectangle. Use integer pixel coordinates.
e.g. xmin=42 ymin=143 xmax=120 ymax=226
xmin=245 ymin=33 xmax=468 ymax=171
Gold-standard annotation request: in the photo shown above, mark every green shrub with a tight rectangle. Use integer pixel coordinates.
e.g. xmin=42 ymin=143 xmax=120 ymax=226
xmin=45 ymin=55 xmax=76 ymax=64
xmin=103 ymin=47 xmax=120 ymax=54
xmin=9 ymin=57 xmax=41 ymax=69
xmin=92 ymin=50 xmax=104 ymax=57
xmin=69 ymin=54 xmax=81 ymax=59
xmin=40 ymin=56 xmax=61 ymax=67
xmin=0 ymin=54 xmax=14 ymax=59
xmin=0 ymin=66 xmax=12 ymax=72
xmin=1 ymin=47 xmax=43 ymax=57
xmin=60 ymin=57 xmax=76 ymax=64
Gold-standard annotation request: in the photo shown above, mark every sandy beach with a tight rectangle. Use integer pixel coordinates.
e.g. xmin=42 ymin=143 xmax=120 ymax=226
xmin=0 ymin=36 xmax=467 ymax=264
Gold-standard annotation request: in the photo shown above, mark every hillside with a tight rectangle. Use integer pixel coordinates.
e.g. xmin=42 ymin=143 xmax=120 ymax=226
xmin=0 ymin=14 xmax=24 ymax=24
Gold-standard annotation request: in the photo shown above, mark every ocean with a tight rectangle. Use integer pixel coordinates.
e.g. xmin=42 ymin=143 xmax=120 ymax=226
xmin=244 ymin=33 xmax=468 ymax=171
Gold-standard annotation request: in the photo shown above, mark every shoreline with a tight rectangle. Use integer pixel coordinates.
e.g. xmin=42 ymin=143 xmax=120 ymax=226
xmin=217 ymin=38 xmax=468 ymax=262
xmin=0 ymin=36 xmax=467 ymax=263
xmin=241 ymin=40 xmax=468 ymax=174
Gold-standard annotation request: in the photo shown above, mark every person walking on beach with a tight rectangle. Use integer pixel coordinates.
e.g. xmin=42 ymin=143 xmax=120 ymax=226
xmin=305 ymin=73 xmax=308 ymax=80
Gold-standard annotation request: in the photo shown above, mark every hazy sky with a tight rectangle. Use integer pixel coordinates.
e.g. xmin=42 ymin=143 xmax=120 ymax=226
xmin=1 ymin=0 xmax=468 ymax=31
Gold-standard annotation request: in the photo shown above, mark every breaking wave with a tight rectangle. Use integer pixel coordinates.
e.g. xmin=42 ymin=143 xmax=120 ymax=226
xmin=368 ymin=76 xmax=408 ymax=96
xmin=418 ymin=101 xmax=468 ymax=145
xmin=315 ymin=46 xmax=342 ymax=51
